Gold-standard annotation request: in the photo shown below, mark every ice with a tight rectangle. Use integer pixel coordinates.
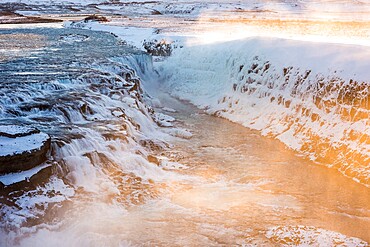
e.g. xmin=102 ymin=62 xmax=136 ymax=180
xmin=0 ymin=27 xmax=181 ymax=235
xmin=70 ymin=7 xmax=370 ymax=185
xmin=59 ymin=33 xmax=89 ymax=43
xmin=159 ymin=158 xmax=188 ymax=170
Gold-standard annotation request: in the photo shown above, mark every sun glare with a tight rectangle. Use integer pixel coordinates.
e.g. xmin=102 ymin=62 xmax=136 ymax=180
xmin=185 ymin=10 xmax=370 ymax=47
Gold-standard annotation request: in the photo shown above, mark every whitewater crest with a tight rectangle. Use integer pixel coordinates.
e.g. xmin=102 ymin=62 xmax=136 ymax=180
xmin=161 ymin=38 xmax=370 ymax=186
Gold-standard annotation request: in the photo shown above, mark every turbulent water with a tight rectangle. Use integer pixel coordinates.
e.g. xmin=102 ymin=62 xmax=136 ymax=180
xmin=0 ymin=27 xmax=170 ymax=236
xmin=0 ymin=27 xmax=369 ymax=246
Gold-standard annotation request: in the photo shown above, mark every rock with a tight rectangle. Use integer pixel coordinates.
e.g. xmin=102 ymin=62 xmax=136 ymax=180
xmin=151 ymin=10 xmax=162 ymax=15
xmin=143 ymin=39 xmax=173 ymax=56
xmin=147 ymin=155 xmax=160 ymax=165
xmin=0 ymin=163 xmax=53 ymax=193
xmin=84 ymin=14 xmax=109 ymax=22
xmin=139 ymin=139 xmax=167 ymax=151
xmin=0 ymin=125 xmax=51 ymax=174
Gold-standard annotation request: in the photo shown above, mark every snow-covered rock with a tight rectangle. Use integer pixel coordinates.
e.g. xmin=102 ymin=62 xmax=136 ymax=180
xmin=165 ymin=128 xmax=193 ymax=139
xmin=0 ymin=125 xmax=51 ymax=174
xmin=153 ymin=112 xmax=176 ymax=127
xmin=143 ymin=39 xmax=173 ymax=56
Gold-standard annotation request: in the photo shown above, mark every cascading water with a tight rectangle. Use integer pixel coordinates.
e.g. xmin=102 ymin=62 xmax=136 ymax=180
xmin=0 ymin=27 xmax=174 ymax=240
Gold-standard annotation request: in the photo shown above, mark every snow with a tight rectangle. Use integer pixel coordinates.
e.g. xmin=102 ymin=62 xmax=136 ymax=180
xmin=0 ymin=27 xmax=190 ymax=233
xmin=0 ymin=177 xmax=75 ymax=229
xmin=0 ymin=23 xmax=63 ymax=29
xmin=65 ymin=21 xmax=156 ymax=51
xmin=2 ymin=0 xmax=107 ymax=5
xmin=0 ymin=163 xmax=51 ymax=186
xmin=4 ymin=0 xmax=370 ymax=22
xmin=0 ymin=132 xmax=49 ymax=156
xmin=0 ymin=125 xmax=36 ymax=137
xmin=153 ymin=112 xmax=176 ymax=127
xmin=60 ymin=0 xmax=370 ymax=186
xmin=164 ymin=128 xmax=193 ymax=139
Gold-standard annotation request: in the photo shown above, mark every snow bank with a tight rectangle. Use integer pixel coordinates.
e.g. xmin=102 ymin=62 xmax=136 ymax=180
xmin=160 ymin=37 xmax=370 ymax=186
